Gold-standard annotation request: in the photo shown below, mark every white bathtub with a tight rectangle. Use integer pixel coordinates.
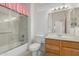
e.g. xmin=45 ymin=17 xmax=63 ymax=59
xmin=0 ymin=43 xmax=29 ymax=56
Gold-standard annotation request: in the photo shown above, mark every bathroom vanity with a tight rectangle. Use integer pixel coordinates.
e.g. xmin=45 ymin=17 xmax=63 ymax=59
xmin=45 ymin=33 xmax=79 ymax=56
xmin=47 ymin=7 xmax=79 ymax=56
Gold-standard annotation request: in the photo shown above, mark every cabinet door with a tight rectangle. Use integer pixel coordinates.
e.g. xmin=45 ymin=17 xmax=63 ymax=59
xmin=61 ymin=47 xmax=72 ymax=56
xmin=45 ymin=39 xmax=60 ymax=56
xmin=61 ymin=47 xmax=79 ymax=56
xmin=45 ymin=44 xmax=60 ymax=55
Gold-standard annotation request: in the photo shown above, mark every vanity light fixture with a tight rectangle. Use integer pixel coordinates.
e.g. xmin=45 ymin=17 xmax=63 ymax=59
xmin=48 ymin=5 xmax=71 ymax=14
xmin=50 ymin=5 xmax=70 ymax=13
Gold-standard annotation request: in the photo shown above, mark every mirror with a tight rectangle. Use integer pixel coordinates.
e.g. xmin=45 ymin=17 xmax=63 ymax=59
xmin=48 ymin=6 xmax=79 ymax=36
xmin=69 ymin=8 xmax=79 ymax=36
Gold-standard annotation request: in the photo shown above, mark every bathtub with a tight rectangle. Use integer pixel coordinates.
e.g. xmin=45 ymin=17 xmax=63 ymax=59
xmin=0 ymin=43 xmax=30 ymax=56
xmin=0 ymin=32 xmax=30 ymax=56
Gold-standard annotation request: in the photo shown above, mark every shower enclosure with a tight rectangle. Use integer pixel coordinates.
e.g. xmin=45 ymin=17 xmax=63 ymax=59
xmin=0 ymin=6 xmax=28 ymax=54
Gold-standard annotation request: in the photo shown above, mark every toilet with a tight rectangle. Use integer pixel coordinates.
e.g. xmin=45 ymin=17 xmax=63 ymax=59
xmin=29 ymin=34 xmax=45 ymax=56
xmin=29 ymin=43 xmax=41 ymax=56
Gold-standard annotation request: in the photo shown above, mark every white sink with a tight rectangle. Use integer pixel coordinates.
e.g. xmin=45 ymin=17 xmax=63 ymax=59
xmin=61 ymin=35 xmax=75 ymax=39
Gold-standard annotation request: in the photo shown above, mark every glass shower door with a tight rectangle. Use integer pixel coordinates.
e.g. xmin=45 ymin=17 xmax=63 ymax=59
xmin=0 ymin=6 xmax=28 ymax=54
xmin=8 ymin=9 xmax=28 ymax=50
xmin=0 ymin=6 xmax=12 ymax=54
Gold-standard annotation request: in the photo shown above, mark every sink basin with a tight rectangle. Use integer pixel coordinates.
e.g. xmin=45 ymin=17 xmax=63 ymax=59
xmin=61 ymin=35 xmax=75 ymax=39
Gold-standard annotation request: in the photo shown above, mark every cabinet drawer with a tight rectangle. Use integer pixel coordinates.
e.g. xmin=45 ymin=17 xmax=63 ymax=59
xmin=61 ymin=47 xmax=72 ymax=56
xmin=61 ymin=41 xmax=79 ymax=49
xmin=45 ymin=38 xmax=60 ymax=46
xmin=45 ymin=44 xmax=60 ymax=55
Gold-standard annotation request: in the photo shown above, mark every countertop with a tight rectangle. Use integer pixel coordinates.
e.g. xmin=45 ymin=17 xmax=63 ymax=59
xmin=45 ymin=33 xmax=79 ymax=42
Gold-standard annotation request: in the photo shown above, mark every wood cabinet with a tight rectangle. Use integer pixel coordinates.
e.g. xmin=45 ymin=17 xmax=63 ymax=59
xmin=45 ymin=38 xmax=79 ymax=56
xmin=45 ymin=38 xmax=60 ymax=56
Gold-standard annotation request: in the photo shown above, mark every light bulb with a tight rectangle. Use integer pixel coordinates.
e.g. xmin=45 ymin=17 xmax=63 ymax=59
xmin=56 ymin=7 xmax=58 ymax=10
xmin=64 ymin=5 xmax=68 ymax=8
xmin=51 ymin=8 xmax=54 ymax=10
xmin=60 ymin=6 xmax=63 ymax=9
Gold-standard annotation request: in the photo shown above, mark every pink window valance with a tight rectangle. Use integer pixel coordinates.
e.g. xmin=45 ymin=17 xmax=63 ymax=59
xmin=0 ymin=3 xmax=29 ymax=16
